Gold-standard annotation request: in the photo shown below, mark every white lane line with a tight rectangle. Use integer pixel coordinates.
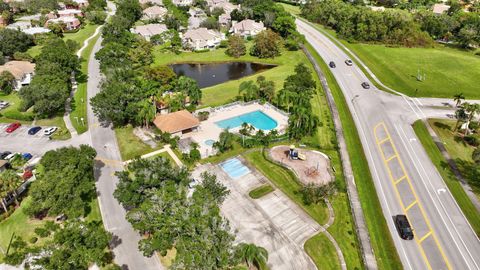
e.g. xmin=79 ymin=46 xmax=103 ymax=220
xmin=396 ymin=124 xmax=480 ymax=270
xmin=401 ymin=95 xmax=422 ymax=120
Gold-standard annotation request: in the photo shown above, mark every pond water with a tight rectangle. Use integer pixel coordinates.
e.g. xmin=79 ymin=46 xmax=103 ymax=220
xmin=170 ymin=62 xmax=275 ymax=88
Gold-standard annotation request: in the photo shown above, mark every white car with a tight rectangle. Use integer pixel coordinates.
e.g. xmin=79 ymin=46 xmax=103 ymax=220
xmin=5 ymin=152 xmax=19 ymax=160
xmin=43 ymin=127 xmax=58 ymax=136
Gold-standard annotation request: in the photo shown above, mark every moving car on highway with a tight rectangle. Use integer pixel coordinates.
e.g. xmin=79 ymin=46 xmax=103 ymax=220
xmin=345 ymin=59 xmax=353 ymax=66
xmin=329 ymin=61 xmax=336 ymax=68
xmin=361 ymin=82 xmax=371 ymax=89
xmin=395 ymin=215 xmax=414 ymax=240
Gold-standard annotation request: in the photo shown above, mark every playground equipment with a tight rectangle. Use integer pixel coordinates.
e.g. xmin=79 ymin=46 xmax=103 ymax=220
xmin=289 ymin=145 xmax=306 ymax=161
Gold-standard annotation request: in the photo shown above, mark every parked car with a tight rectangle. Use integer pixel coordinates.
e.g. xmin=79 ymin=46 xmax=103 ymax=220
xmin=6 ymin=122 xmax=21 ymax=133
xmin=43 ymin=127 xmax=58 ymax=136
xmin=28 ymin=126 xmax=42 ymax=135
xmin=395 ymin=215 xmax=414 ymax=240
xmin=0 ymin=151 xmax=12 ymax=159
xmin=345 ymin=59 xmax=353 ymax=66
xmin=0 ymin=101 xmax=9 ymax=110
xmin=22 ymin=170 xmax=33 ymax=180
xmin=22 ymin=153 xmax=33 ymax=160
xmin=329 ymin=61 xmax=336 ymax=68
xmin=4 ymin=152 xmax=19 ymax=160
xmin=361 ymin=82 xmax=370 ymax=89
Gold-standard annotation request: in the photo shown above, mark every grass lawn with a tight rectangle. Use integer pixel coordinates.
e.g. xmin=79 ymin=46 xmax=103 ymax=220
xmin=0 ymin=197 xmax=46 ymax=261
xmin=70 ymin=31 xmax=102 ymax=134
xmin=63 ymin=24 xmax=99 ymax=46
xmin=115 ymin=125 xmax=162 ymax=161
xmin=248 ymin=184 xmax=274 ymax=199
xmin=413 ymin=120 xmax=480 ymax=236
xmin=305 ymin=233 xmax=341 ymax=270
xmin=153 ymin=44 xmax=314 ymax=107
xmin=305 ymin=42 xmax=402 ymax=269
xmin=0 ymin=92 xmax=34 ymax=123
xmin=288 ymin=5 xmax=480 ymax=99
xmin=428 ymin=119 xmax=475 ymax=162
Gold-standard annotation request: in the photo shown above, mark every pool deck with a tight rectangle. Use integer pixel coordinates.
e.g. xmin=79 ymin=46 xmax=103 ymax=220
xmin=184 ymin=103 xmax=289 ymax=157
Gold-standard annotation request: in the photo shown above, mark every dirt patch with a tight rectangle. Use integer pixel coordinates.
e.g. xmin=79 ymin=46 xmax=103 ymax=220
xmin=270 ymin=145 xmax=333 ymax=186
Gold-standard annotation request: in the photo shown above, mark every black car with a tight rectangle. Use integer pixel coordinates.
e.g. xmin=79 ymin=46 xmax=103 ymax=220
xmin=361 ymin=82 xmax=370 ymax=89
xmin=28 ymin=126 xmax=42 ymax=135
xmin=0 ymin=151 xmax=12 ymax=159
xmin=329 ymin=61 xmax=336 ymax=68
xmin=395 ymin=215 xmax=414 ymax=240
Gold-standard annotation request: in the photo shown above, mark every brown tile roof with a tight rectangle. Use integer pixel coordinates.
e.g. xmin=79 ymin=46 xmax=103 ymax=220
xmin=153 ymin=110 xmax=199 ymax=133
xmin=0 ymin=61 xmax=35 ymax=80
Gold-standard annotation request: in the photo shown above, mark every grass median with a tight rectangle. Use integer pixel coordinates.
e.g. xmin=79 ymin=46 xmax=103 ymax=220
xmin=249 ymin=184 xmax=274 ymax=199
xmin=304 ymin=42 xmax=402 ymax=270
xmin=412 ymin=120 xmax=480 ymax=236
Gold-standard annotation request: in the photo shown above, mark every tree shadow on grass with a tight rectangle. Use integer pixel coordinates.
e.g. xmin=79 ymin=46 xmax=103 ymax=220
xmin=454 ymin=158 xmax=480 ymax=190
xmin=433 ymin=121 xmax=451 ymax=131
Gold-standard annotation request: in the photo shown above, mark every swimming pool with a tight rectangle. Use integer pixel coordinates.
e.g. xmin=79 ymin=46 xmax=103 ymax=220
xmin=215 ymin=110 xmax=277 ymax=130
xmin=220 ymin=158 xmax=250 ymax=179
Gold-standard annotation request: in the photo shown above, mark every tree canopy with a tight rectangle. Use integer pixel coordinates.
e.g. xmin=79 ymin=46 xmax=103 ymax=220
xmin=0 ymin=29 xmax=34 ymax=57
xmin=25 ymin=145 xmax=97 ymax=218
xmin=250 ymin=29 xmax=282 ymax=58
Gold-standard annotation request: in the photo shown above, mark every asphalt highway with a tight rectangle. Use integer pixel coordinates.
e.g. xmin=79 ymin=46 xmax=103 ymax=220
xmin=297 ymin=19 xmax=480 ymax=270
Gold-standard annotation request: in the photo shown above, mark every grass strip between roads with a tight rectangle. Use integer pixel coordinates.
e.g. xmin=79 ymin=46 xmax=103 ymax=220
xmin=304 ymin=42 xmax=402 ymax=270
xmin=412 ymin=120 xmax=480 ymax=236
xmin=248 ymin=184 xmax=275 ymax=199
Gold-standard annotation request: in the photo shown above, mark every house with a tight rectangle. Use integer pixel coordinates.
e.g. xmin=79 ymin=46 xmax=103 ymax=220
xmin=139 ymin=0 xmax=163 ymax=6
xmin=0 ymin=61 xmax=36 ymax=90
xmin=218 ymin=13 xmax=231 ymax=27
xmin=432 ymin=3 xmax=450 ymax=14
xmin=211 ymin=2 xmax=238 ymax=14
xmin=153 ymin=110 xmax=200 ymax=136
xmin=22 ymin=27 xmax=51 ymax=35
xmin=172 ymin=0 xmax=193 ymax=6
xmin=6 ymin=21 xmax=31 ymax=31
xmin=46 ymin=17 xmax=81 ymax=30
xmin=231 ymin=19 xmax=265 ymax=37
xmin=57 ymin=9 xmax=83 ymax=17
xmin=131 ymin=23 xmax=168 ymax=41
xmin=0 ymin=160 xmax=9 ymax=172
xmin=370 ymin=6 xmax=385 ymax=12
xmin=73 ymin=0 xmax=89 ymax=8
xmin=142 ymin=5 xmax=168 ymax=20
xmin=182 ymin=27 xmax=225 ymax=50
xmin=206 ymin=0 xmax=228 ymax=7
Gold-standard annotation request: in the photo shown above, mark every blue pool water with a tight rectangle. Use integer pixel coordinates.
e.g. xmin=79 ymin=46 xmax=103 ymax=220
xmin=215 ymin=110 xmax=277 ymax=130
xmin=204 ymin=139 xmax=215 ymax=146
xmin=220 ymin=158 xmax=250 ymax=179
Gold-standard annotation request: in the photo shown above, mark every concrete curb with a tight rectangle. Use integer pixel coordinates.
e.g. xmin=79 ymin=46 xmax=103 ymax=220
xmin=302 ymin=45 xmax=378 ymax=270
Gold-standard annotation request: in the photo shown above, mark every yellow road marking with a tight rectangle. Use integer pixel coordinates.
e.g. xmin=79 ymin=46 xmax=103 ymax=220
xmin=386 ymin=155 xmax=397 ymax=162
xmin=395 ymin=175 xmax=407 ymax=185
xmin=374 ymin=122 xmax=451 ymax=270
xmin=378 ymin=137 xmax=390 ymax=144
xmin=405 ymin=200 xmax=417 ymax=211
xmin=420 ymin=231 xmax=433 ymax=243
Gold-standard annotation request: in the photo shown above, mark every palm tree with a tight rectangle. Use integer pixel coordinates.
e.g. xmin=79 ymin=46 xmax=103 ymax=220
xmin=1 ymin=170 xmax=21 ymax=205
xmin=0 ymin=183 xmax=9 ymax=213
xmin=453 ymin=93 xmax=465 ymax=107
xmin=463 ymin=103 xmax=480 ymax=135
xmin=277 ymin=88 xmax=294 ymax=113
xmin=454 ymin=107 xmax=468 ymax=132
xmin=136 ymin=99 xmax=156 ymax=128
xmin=235 ymin=243 xmax=269 ymax=270
xmin=239 ymin=80 xmax=259 ymax=102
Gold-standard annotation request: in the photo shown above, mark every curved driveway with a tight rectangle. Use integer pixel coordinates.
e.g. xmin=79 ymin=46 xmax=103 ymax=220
xmin=297 ymin=19 xmax=480 ymax=270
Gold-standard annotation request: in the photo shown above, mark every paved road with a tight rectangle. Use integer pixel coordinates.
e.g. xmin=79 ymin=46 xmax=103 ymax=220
xmin=85 ymin=4 xmax=163 ymax=269
xmin=297 ymin=19 xmax=480 ymax=270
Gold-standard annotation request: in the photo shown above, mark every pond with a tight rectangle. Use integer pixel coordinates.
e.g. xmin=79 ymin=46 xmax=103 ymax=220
xmin=170 ymin=62 xmax=276 ymax=88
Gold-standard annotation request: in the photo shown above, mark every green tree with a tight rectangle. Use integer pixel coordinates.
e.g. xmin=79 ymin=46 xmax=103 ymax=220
xmin=0 ymin=169 xmax=22 ymax=206
xmin=170 ymin=30 xmax=182 ymax=54
xmin=473 ymin=147 xmax=480 ymax=165
xmin=19 ymin=75 xmax=69 ymax=116
xmin=238 ymin=80 xmax=259 ymax=101
xmin=135 ymin=98 xmax=156 ymax=128
xmin=129 ymin=38 xmax=153 ymax=68
xmin=463 ymin=102 xmax=480 ymax=135
xmin=145 ymin=65 xmax=177 ymax=87
xmin=175 ymin=76 xmax=202 ymax=105
xmin=200 ymin=16 xmax=219 ymax=30
xmin=0 ymin=71 xmax=16 ymax=94
xmin=0 ymin=28 xmax=34 ymax=57
xmin=272 ymin=14 xmax=296 ymax=38
xmin=226 ymin=34 xmax=246 ymax=58
xmin=95 ymin=42 xmax=132 ymax=73
xmin=85 ymin=10 xmax=107 ymax=24
xmin=25 ymin=145 xmax=97 ymax=218
xmin=250 ymin=29 xmax=282 ymax=58
xmin=256 ymin=75 xmax=275 ymax=102
xmin=235 ymin=243 xmax=269 ymax=270
xmin=213 ymin=129 xmax=235 ymax=153
xmin=454 ymin=107 xmax=468 ymax=131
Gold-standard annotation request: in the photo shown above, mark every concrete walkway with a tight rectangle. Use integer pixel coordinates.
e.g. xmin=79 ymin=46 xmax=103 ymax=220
xmin=123 ymin=144 xmax=184 ymax=167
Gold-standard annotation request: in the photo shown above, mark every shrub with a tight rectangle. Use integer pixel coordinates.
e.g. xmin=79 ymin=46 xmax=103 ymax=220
xmin=34 ymin=227 xmax=51 ymax=238
xmin=464 ymin=135 xmax=479 ymax=147
xmin=29 ymin=236 xmax=38 ymax=244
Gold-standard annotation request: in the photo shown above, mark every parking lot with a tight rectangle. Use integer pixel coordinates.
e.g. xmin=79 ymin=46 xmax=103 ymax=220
xmin=194 ymin=160 xmax=319 ymax=270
